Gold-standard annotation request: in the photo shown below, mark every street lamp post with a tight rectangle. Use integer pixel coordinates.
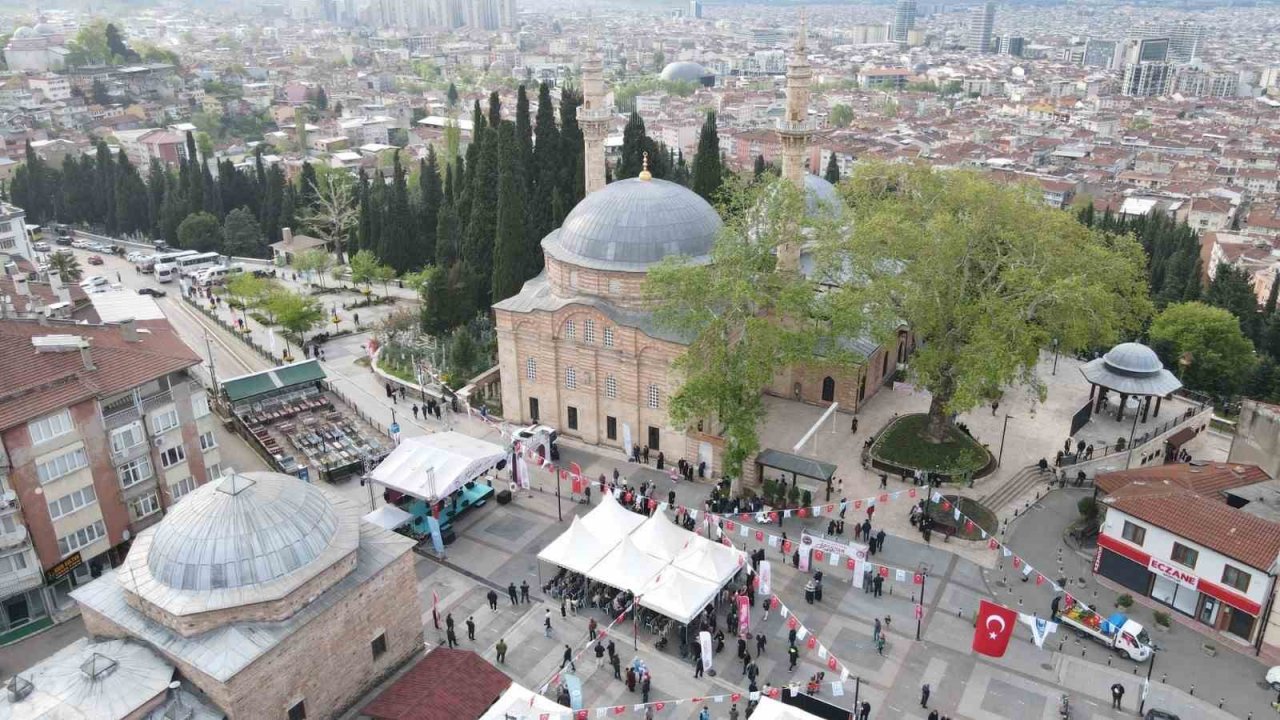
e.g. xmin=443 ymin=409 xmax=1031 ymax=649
xmin=1052 ymin=338 xmax=1061 ymax=375
xmin=1138 ymin=647 xmax=1158 ymax=715
xmin=997 ymin=415 xmax=1013 ymax=467
xmin=915 ymin=570 xmax=927 ymax=641
xmin=1124 ymin=397 xmax=1141 ymax=469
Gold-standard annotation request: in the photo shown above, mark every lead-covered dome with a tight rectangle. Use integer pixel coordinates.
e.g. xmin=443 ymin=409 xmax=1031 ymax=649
xmin=1080 ymin=341 xmax=1182 ymax=397
xmin=660 ymin=61 xmax=709 ymax=83
xmin=543 ymin=177 xmax=722 ymax=272
xmin=804 ymin=174 xmax=843 ymax=217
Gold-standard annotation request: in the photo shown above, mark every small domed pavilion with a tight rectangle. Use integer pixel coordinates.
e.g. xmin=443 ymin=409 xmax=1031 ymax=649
xmin=1080 ymin=342 xmax=1183 ymax=423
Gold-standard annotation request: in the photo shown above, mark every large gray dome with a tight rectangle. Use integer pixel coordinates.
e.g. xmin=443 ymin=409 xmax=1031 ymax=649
xmin=805 ymin=174 xmax=843 ymax=217
xmin=1080 ymin=341 xmax=1182 ymax=397
xmin=543 ymin=177 xmax=722 ymax=271
xmin=1103 ymin=342 xmax=1163 ymax=375
xmin=660 ymin=61 xmax=710 ymax=83
xmin=146 ymin=471 xmax=344 ymax=592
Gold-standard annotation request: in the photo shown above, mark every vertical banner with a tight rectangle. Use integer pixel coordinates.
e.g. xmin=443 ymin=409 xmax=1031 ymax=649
xmin=622 ymin=424 xmax=633 ymax=460
xmin=699 ymin=630 xmax=714 ymax=672
xmin=850 ymin=545 xmax=868 ymax=589
xmin=799 ymin=548 xmax=811 ymax=572
xmin=426 ymin=514 xmax=445 ymax=556
xmin=737 ymin=594 xmax=751 ymax=636
xmin=758 ymin=561 xmax=773 ymax=596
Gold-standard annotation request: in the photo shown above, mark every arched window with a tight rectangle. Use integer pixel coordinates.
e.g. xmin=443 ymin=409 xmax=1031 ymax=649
xmin=821 ymin=376 xmax=835 ymax=402
xmin=525 ymin=357 xmax=536 ymax=381
xmin=647 ymin=384 xmax=661 ymax=409
xmin=564 ymin=320 xmax=576 ymax=340
xmin=565 ymin=367 xmax=577 ymax=390
xmin=605 ymin=375 xmax=617 ymax=398
xmin=584 ymin=318 xmax=596 ymax=343
xmin=603 ymin=327 xmax=615 ymax=348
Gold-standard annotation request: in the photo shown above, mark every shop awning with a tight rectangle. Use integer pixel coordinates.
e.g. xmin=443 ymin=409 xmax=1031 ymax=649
xmin=756 ymin=449 xmax=837 ymax=482
xmin=221 ymin=359 xmax=326 ymax=402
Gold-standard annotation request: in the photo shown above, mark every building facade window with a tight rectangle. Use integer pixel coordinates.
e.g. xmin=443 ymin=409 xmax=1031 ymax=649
xmin=57 ymin=519 xmax=106 ymax=556
xmin=131 ymin=491 xmax=161 ymax=520
xmin=567 ymin=406 xmax=579 ymax=430
xmin=603 ymin=327 xmax=615 ymax=348
xmin=1222 ymin=565 xmax=1251 ymax=593
xmin=206 ymin=463 xmax=222 ymax=479
xmin=118 ymin=457 xmax=153 ymax=489
xmin=606 ymin=416 xmax=617 ymax=440
xmin=198 ymin=431 xmax=218 ymax=452
xmin=584 ymin=319 xmax=595 ymax=343
xmin=605 ymin=375 xmax=617 ymax=399
xmin=151 ymin=407 xmax=180 ymax=435
xmin=565 ymin=367 xmax=577 ymax=390
xmin=47 ymin=486 xmax=97 ymax=521
xmin=110 ymin=422 xmax=145 ymax=455
xmin=159 ymin=444 xmax=186 ymax=469
xmin=170 ymin=476 xmax=197 ymax=502
xmin=288 ymin=700 xmax=307 ymax=720
xmin=371 ymin=633 xmax=388 ymax=659
xmin=28 ymin=409 xmax=73 ymax=445
xmin=1170 ymin=542 xmax=1199 ymax=569
xmin=526 ymin=357 xmax=537 ymax=381
xmin=564 ymin=320 xmax=576 ymax=340
xmin=191 ymin=393 xmax=211 ymax=419
xmin=647 ymin=384 xmax=661 ymax=409
xmin=1120 ymin=521 xmax=1145 ymax=546
xmin=36 ymin=446 xmax=88 ymax=484
xmin=0 ymin=550 xmax=28 ymax=576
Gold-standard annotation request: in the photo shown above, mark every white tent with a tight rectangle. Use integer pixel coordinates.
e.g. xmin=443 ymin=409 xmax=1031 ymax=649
xmin=637 ymin=567 xmax=720 ymax=625
xmin=369 ymin=431 xmax=506 ymax=502
xmin=362 ymin=505 xmax=413 ymax=530
xmin=673 ymin=536 xmax=748 ymax=587
xmin=578 ymin=492 xmax=646 ymax=543
xmin=748 ymin=696 xmax=827 ymax=720
xmin=588 ymin=535 xmax=667 ymax=593
xmin=630 ymin=512 xmax=696 ymax=563
xmin=478 ymin=683 xmax=570 ymax=720
xmin=536 ymin=516 xmax=617 ymax=575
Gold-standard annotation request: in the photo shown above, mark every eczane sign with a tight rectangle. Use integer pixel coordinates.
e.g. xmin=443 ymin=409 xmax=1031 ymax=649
xmin=1148 ymin=557 xmax=1198 ymax=589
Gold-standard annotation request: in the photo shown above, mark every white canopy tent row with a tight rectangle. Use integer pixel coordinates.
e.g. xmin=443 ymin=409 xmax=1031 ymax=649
xmin=368 ymin=431 xmax=507 ymax=502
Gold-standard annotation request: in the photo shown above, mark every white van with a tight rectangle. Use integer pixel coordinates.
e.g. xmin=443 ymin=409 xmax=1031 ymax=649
xmin=196 ymin=264 xmax=244 ymax=286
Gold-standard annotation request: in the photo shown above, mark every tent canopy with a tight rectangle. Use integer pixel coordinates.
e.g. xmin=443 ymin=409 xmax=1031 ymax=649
xmin=537 ymin=516 xmax=616 ymax=575
xmin=370 ymin=432 xmax=506 ymax=502
xmin=637 ymin=567 xmax=719 ymax=625
xmin=673 ymin=536 xmax=747 ymax=587
xmin=749 ymin=696 xmax=828 ymax=720
xmin=579 ymin=492 xmax=646 ymax=543
xmin=477 ymin=683 xmax=570 ymax=720
xmin=221 ymin=358 xmax=325 ymax=403
xmin=362 ymin=505 xmax=413 ymax=530
xmin=630 ymin=513 xmax=696 ymax=563
xmin=588 ymin=535 xmax=667 ymax=594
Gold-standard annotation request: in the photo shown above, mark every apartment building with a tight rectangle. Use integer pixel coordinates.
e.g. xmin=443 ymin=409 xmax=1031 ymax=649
xmin=0 ymin=203 xmax=34 ymax=263
xmin=0 ymin=317 xmax=219 ymax=642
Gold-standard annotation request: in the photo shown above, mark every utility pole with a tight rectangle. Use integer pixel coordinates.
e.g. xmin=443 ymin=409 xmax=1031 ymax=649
xmin=915 ymin=567 xmax=928 ymax=641
xmin=203 ymin=330 xmax=219 ymax=396
xmin=997 ymin=415 xmax=1012 ymax=467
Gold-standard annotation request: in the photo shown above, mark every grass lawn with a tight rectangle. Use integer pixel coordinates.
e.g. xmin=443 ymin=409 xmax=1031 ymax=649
xmin=928 ymin=495 xmax=998 ymax=540
xmin=871 ymin=413 xmax=990 ymax=475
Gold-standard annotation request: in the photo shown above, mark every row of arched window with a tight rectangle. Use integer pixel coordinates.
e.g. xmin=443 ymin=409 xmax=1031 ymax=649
xmin=523 ymin=357 xmax=660 ymax=408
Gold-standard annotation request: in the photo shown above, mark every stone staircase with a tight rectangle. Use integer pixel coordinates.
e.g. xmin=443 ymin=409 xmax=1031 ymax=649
xmin=977 ymin=465 xmax=1048 ymax=514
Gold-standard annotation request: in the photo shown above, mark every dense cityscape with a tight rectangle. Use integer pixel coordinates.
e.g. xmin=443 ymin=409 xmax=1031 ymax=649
xmin=1 ymin=1 xmax=1280 ymax=719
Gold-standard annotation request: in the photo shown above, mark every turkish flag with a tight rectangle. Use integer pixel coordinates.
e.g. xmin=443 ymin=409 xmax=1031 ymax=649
xmin=726 ymin=521 xmax=736 ymax=532
xmin=769 ymin=512 xmax=779 ymax=522
xmin=909 ymin=488 xmax=917 ymax=498
xmin=788 ymin=616 xmax=799 ymax=629
xmin=755 ymin=529 xmax=765 ymax=541
xmin=613 ymin=706 xmax=626 ymax=715
xmin=988 ymin=538 xmax=999 ymax=551
xmin=654 ymin=702 xmax=665 ymax=711
xmin=731 ymin=694 xmax=741 ymax=703
xmin=577 ymin=712 xmax=589 ymax=720
xmin=782 ymin=540 xmax=793 ymax=553
xmin=798 ymin=508 xmax=809 ymax=518
xmin=807 ymin=635 xmax=817 ymax=649
xmin=845 ymin=557 xmax=855 ymax=570
xmin=827 ymin=656 xmax=839 ymax=670
xmin=972 ymin=599 xmax=1018 ymax=658
xmin=1035 ymin=573 xmax=1046 ymax=587
xmin=771 ymin=596 xmax=780 ymax=610
xmin=814 ymin=550 xmax=824 ymax=562
xmin=941 ymin=500 xmax=952 ymax=511
xmin=878 ymin=565 xmax=889 ymax=577
xmin=767 ymin=688 xmax=781 ymax=699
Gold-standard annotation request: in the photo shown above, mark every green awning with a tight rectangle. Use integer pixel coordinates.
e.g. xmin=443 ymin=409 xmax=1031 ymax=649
xmin=755 ymin=449 xmax=837 ymax=482
xmin=222 ymin=359 xmax=327 ymax=403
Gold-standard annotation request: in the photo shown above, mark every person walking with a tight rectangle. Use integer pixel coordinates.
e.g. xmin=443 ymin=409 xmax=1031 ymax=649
xmin=729 ymin=704 xmax=740 ymax=720
xmin=641 ymin=672 xmax=651 ymax=703
xmin=412 ymin=404 xmax=419 ymax=420
xmin=445 ymin=614 xmax=454 ymax=633
xmin=543 ymin=609 xmax=552 ymax=637
xmin=520 ymin=581 xmax=530 ymax=603
xmin=1110 ymin=682 xmax=1124 ymax=710
xmin=588 ymin=618 xmax=599 ymax=642
xmin=698 ymin=707 xmax=710 ymax=720
xmin=858 ymin=701 xmax=871 ymax=720
xmin=607 ymin=639 xmax=617 ymax=660
xmin=495 ymin=638 xmax=507 ymax=663
xmin=466 ymin=616 xmax=475 ymax=641
xmin=694 ymin=654 xmax=704 ymax=678
xmin=561 ymin=645 xmax=576 ymax=672
xmin=756 ymin=633 xmax=767 ymax=656
xmin=487 ymin=589 xmax=499 ymax=610
xmin=804 ymin=577 xmax=816 ymax=604
xmin=746 ymin=660 xmax=759 ymax=684
xmin=740 ymin=651 xmax=752 ymax=676
xmin=921 ymin=683 xmax=931 ymax=708
xmin=928 ymin=711 xmax=939 ymax=720
xmin=611 ymin=652 xmax=622 ymax=680
xmin=594 ymin=640 xmax=606 ymax=669
xmin=863 ymin=569 xmax=874 ymax=593
xmin=873 ymin=574 xmax=884 ymax=598
xmin=626 ymin=667 xmax=637 ymax=693
xmin=873 ymin=618 xmax=882 ymax=644
xmin=879 ymin=473 xmax=888 ymax=489
xmin=508 ymin=582 xmax=518 ymax=606
xmin=737 ymin=637 xmax=747 ymax=660
xmin=445 ymin=626 xmax=458 ymax=648
xmin=851 ymin=416 xmax=859 ymax=433
xmin=875 ymin=634 xmax=886 ymax=656
xmin=876 ymin=529 xmax=886 ymax=554
xmin=788 ymin=644 xmax=799 ymax=671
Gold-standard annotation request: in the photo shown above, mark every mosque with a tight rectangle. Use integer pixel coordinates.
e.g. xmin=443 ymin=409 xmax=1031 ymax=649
xmin=493 ymin=22 xmax=911 ymax=478
xmin=4 ymin=23 xmax=69 ymax=72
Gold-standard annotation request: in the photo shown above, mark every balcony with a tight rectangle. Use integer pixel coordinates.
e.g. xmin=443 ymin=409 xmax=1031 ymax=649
xmin=0 ymin=550 xmax=42 ymax=597
xmin=103 ymin=404 xmax=141 ymax=430
xmin=141 ymin=389 xmax=173 ymax=412
xmin=0 ymin=523 xmax=28 ymax=550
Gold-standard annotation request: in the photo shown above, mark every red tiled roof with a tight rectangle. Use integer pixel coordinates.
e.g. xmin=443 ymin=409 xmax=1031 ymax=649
xmin=1107 ymin=492 xmax=1280 ymax=571
xmin=360 ymin=648 xmax=511 ymax=720
xmin=1096 ymin=462 xmax=1269 ymax=497
xmin=0 ymin=317 xmax=201 ymax=430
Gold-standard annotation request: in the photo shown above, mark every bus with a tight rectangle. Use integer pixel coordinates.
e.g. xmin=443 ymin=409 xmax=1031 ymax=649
xmin=138 ymin=250 xmax=196 ymax=274
xmin=153 ymin=251 xmax=209 ymax=282
xmin=173 ymin=252 xmax=225 ymax=278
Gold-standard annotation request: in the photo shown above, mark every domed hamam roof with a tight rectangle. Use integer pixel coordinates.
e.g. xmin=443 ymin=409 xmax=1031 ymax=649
xmin=1079 ymin=341 xmax=1182 ymax=397
xmin=804 ymin=174 xmax=843 ymax=217
xmin=543 ymin=177 xmax=722 ymax=272
xmin=660 ymin=61 xmax=709 ymax=83
xmin=121 ymin=471 xmax=360 ymax=619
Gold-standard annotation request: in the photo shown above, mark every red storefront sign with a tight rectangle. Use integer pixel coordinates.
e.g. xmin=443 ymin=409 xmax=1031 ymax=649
xmin=1097 ymin=533 xmax=1261 ymax=616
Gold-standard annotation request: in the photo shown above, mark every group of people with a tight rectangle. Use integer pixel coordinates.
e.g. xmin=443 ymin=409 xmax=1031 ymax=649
xmin=411 ymin=398 xmax=445 ymax=421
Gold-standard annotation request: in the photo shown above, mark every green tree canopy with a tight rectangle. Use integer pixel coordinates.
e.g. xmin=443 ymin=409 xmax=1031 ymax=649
xmin=223 ymin=207 xmax=265 ymax=258
xmin=822 ymin=163 xmax=1152 ymax=440
xmin=266 ymin=291 xmax=325 ymax=349
xmin=49 ymin=252 xmax=83 ymax=282
xmin=177 ymin=211 xmax=223 ymax=253
xmin=824 ymin=152 xmax=841 ymax=184
xmin=829 ymin=104 xmax=854 ymax=128
xmin=1149 ymin=301 xmax=1256 ymax=398
xmin=1204 ymin=262 xmax=1261 ymax=341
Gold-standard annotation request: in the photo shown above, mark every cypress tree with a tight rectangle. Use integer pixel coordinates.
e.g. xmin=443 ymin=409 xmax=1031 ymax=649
xmin=95 ymin=141 xmax=117 ymax=232
xmin=146 ymin=158 xmax=165 ymax=236
xmin=261 ymin=164 xmax=284 ymax=244
xmin=488 ymin=91 xmax=502 ymax=128
xmin=824 ymin=151 xmax=841 ymax=184
xmin=356 ymin=169 xmax=372 ymax=252
xmin=435 ymin=169 xmax=461 ymax=268
xmin=618 ymin=112 xmax=647 ymax=180
xmin=368 ymin=171 xmax=386 ymax=260
xmin=1267 ymin=271 xmax=1280 ymax=317
xmin=447 ymin=82 xmax=459 ymax=109
xmin=114 ymin=150 xmax=148 ymax=235
xmin=464 ymin=125 xmax=501 ymax=299
xmin=515 ymin=85 xmax=533 ymax=181
xmin=299 ymin=162 xmax=319 ymax=211
xmin=528 ymin=82 xmax=561 ymax=245
xmin=381 ymin=152 xmax=413 ymax=273
xmin=20 ymin=141 xmax=45 ymax=222
xmin=417 ymin=148 xmax=442 ymax=267
xmin=201 ymin=159 xmax=221 ymax=219
xmin=558 ymin=86 xmax=584 ymax=204
xmin=690 ymin=111 xmax=723 ymax=202
xmin=185 ymin=132 xmax=203 ymax=215
xmin=671 ymin=150 xmax=690 ymax=187
xmin=754 ymin=154 xmax=766 ymax=179
xmin=491 ymin=136 xmax=526 ymax=302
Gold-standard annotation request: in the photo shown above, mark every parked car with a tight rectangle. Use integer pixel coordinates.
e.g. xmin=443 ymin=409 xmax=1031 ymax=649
xmin=1143 ymin=711 xmax=1180 ymax=720
xmin=137 ymin=287 xmax=166 ymax=298
xmin=32 ymin=241 xmax=51 ymax=253
xmin=55 ymin=235 xmax=72 ymax=246
xmin=79 ymin=276 xmax=107 ymax=288
xmin=126 ymin=251 xmax=146 ymax=263
xmin=87 ymin=255 xmax=104 ymax=265
xmin=70 ymin=238 xmax=92 ymax=249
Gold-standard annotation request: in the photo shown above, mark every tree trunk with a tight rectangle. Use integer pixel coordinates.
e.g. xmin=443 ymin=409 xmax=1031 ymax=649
xmin=924 ymin=372 xmax=955 ymax=444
